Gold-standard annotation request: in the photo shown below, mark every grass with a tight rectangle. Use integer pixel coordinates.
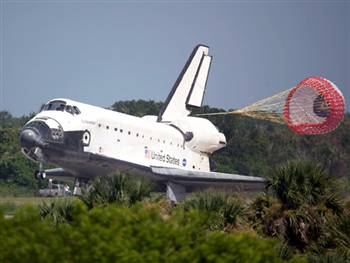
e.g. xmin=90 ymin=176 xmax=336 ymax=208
xmin=0 ymin=184 xmax=38 ymax=197
xmin=0 ymin=196 xmax=77 ymax=215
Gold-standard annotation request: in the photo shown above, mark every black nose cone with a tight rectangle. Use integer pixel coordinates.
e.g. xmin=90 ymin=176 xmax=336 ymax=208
xmin=20 ymin=129 xmax=46 ymax=149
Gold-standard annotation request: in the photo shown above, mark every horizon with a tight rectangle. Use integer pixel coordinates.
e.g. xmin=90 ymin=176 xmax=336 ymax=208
xmin=2 ymin=98 xmax=350 ymax=118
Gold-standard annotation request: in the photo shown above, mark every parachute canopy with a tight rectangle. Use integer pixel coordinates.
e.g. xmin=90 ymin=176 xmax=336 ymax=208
xmin=284 ymin=77 xmax=345 ymax=135
xmin=197 ymin=77 xmax=345 ymax=135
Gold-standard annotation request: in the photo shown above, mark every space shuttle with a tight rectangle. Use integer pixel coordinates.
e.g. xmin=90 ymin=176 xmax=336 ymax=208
xmin=19 ymin=45 xmax=265 ymax=202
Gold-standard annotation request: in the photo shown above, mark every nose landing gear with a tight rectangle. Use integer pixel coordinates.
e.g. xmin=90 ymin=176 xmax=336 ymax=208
xmin=35 ymin=162 xmax=46 ymax=180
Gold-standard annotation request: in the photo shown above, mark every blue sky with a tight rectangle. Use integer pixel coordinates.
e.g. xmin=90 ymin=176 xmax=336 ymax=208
xmin=1 ymin=1 xmax=349 ymax=116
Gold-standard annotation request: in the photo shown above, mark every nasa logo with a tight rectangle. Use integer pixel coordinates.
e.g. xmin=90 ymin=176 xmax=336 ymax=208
xmin=182 ymin=158 xmax=187 ymax=167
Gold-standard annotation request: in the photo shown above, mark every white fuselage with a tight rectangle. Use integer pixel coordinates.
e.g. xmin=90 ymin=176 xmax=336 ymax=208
xmin=23 ymin=98 xmax=226 ymax=178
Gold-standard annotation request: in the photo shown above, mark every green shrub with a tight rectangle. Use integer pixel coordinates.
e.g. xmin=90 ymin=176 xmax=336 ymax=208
xmin=251 ymin=161 xmax=349 ymax=255
xmin=79 ymin=173 xmax=152 ymax=209
xmin=0 ymin=202 xmax=17 ymax=215
xmin=39 ymin=198 xmax=75 ymax=225
xmin=268 ymin=160 xmax=339 ymax=210
xmin=0 ymin=202 xmax=302 ymax=263
xmin=182 ymin=191 xmax=245 ymax=230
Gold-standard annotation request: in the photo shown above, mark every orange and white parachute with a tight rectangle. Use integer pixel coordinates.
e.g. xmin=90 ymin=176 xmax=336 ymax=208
xmin=197 ymin=76 xmax=345 ymax=135
xmin=283 ymin=77 xmax=345 ymax=135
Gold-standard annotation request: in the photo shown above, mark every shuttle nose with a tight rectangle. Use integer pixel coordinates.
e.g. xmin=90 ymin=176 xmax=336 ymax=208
xmin=20 ymin=129 xmax=47 ymax=149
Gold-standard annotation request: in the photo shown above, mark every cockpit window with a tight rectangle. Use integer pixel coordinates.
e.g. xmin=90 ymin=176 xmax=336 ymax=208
xmin=64 ymin=105 xmax=80 ymax=115
xmin=65 ymin=105 xmax=74 ymax=115
xmin=41 ymin=101 xmax=81 ymax=115
xmin=42 ymin=101 xmax=66 ymax=111
xmin=73 ymin=106 xmax=81 ymax=115
xmin=56 ymin=104 xmax=65 ymax=111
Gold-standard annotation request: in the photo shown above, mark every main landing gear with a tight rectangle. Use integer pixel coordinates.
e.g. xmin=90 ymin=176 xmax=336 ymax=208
xmin=73 ymin=177 xmax=89 ymax=196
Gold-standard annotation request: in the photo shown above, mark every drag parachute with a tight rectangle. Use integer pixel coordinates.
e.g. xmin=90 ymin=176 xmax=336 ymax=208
xmin=197 ymin=77 xmax=345 ymax=135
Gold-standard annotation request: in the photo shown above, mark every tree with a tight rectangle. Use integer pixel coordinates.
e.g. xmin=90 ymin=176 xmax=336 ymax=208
xmin=250 ymin=160 xmax=346 ymax=253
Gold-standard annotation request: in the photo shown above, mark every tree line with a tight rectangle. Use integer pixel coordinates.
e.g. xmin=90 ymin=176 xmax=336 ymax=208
xmin=0 ymin=100 xmax=349 ymax=194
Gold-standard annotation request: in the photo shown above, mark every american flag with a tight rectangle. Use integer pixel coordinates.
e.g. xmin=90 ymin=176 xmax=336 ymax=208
xmin=145 ymin=149 xmax=152 ymax=159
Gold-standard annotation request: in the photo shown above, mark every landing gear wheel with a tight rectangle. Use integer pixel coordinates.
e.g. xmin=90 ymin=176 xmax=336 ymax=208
xmin=34 ymin=162 xmax=46 ymax=180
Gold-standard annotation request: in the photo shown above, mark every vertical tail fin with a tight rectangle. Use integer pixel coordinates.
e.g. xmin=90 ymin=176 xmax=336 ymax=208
xmin=157 ymin=45 xmax=212 ymax=122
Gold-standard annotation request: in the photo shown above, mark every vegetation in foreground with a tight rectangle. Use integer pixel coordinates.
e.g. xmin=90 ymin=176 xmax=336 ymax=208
xmin=0 ymin=161 xmax=349 ymax=262
xmin=1 ymin=203 xmax=300 ymax=263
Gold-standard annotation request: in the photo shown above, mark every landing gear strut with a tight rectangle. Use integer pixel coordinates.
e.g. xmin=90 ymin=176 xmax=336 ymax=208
xmin=73 ymin=178 xmax=81 ymax=195
xmin=73 ymin=177 xmax=89 ymax=196
xmin=166 ymin=182 xmax=186 ymax=203
xmin=34 ymin=162 xmax=46 ymax=180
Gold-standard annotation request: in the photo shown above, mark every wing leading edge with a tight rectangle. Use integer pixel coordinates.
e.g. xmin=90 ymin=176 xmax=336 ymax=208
xmin=151 ymin=166 xmax=266 ymax=184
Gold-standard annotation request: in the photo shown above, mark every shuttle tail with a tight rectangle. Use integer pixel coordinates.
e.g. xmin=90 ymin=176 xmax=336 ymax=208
xmin=157 ymin=45 xmax=212 ymax=122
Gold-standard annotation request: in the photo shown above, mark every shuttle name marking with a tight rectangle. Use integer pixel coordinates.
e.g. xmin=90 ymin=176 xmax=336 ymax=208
xmin=145 ymin=149 xmax=180 ymax=166
xmin=81 ymin=120 xmax=96 ymax=125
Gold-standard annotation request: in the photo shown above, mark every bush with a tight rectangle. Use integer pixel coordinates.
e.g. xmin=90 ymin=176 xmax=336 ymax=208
xmin=182 ymin=191 xmax=245 ymax=230
xmin=268 ymin=160 xmax=339 ymax=209
xmin=39 ymin=198 xmax=75 ymax=225
xmin=79 ymin=173 xmax=153 ymax=209
xmin=0 ymin=202 xmax=302 ymax=263
xmin=251 ymin=160 xmax=348 ymax=254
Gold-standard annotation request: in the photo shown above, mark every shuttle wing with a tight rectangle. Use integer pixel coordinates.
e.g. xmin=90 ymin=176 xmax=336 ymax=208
xmin=151 ymin=166 xmax=266 ymax=202
xmin=157 ymin=45 xmax=212 ymax=122
xmin=151 ymin=166 xmax=266 ymax=185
